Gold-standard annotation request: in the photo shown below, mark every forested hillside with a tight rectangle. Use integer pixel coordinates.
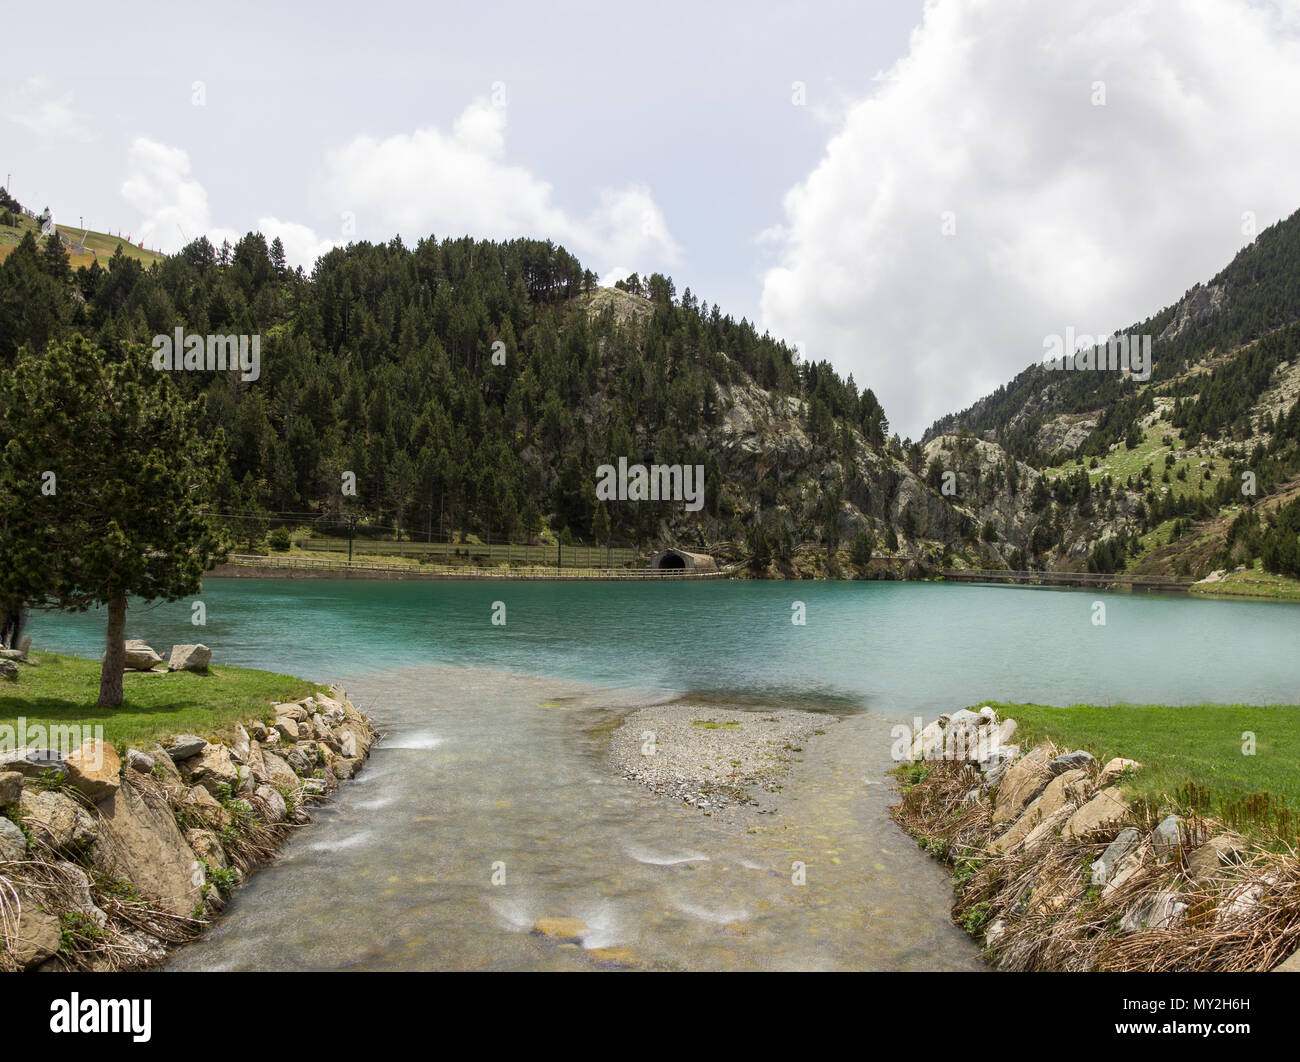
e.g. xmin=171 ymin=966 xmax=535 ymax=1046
xmin=0 ymin=224 xmax=947 ymax=574
xmin=4 ymin=198 xmax=1300 ymax=587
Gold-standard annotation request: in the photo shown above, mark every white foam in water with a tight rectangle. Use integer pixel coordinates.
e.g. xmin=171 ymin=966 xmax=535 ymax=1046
xmin=352 ymin=796 xmax=394 ymax=810
xmin=486 ymin=896 xmax=537 ymax=932
xmin=625 ymin=844 xmax=710 ymax=866
xmin=307 ymin=830 xmax=374 ymax=853
xmin=384 ymin=731 xmax=444 ymax=750
xmin=574 ymin=901 xmax=629 ymax=949
xmin=671 ymin=898 xmax=749 ymax=925
xmin=737 ymin=858 xmax=763 ymax=870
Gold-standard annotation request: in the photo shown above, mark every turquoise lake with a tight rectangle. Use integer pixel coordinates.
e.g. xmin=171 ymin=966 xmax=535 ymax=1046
xmin=29 ymin=577 xmax=1300 ymax=715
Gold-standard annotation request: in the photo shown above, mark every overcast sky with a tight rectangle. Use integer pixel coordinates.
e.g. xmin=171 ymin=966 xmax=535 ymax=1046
xmin=6 ymin=0 xmax=1300 ymax=438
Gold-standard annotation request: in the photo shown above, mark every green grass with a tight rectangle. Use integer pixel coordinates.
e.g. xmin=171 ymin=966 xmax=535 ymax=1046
xmin=983 ymin=700 xmax=1300 ymax=842
xmin=0 ymin=213 xmax=165 ymax=270
xmin=1188 ymin=562 xmax=1300 ymax=601
xmin=1 ymin=652 xmax=321 ymax=751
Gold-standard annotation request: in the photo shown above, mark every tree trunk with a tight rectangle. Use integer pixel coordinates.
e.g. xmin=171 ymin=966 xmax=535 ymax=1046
xmin=98 ymin=589 xmax=127 ymax=708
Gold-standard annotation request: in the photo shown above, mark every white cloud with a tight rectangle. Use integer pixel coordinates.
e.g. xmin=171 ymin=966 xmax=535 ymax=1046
xmin=121 ymin=138 xmax=213 ymax=248
xmin=121 ymin=137 xmax=333 ymax=266
xmin=1 ymin=76 xmax=96 ymax=149
xmin=759 ymin=0 xmax=1300 ymax=439
xmin=314 ymin=98 xmax=678 ymax=273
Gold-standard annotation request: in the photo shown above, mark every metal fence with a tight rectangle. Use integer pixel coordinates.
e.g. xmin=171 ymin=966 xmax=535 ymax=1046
xmin=290 ymin=534 xmax=640 ymax=569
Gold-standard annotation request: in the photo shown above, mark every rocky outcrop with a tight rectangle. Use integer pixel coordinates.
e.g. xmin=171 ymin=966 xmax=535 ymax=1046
xmin=893 ymin=708 xmax=1299 ymax=972
xmin=0 ymin=685 xmax=379 ymax=972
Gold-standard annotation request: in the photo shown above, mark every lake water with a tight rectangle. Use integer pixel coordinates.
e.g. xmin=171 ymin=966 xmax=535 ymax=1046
xmin=27 ymin=578 xmax=1300 ymax=970
xmin=28 ymin=578 xmax=1300 ymax=716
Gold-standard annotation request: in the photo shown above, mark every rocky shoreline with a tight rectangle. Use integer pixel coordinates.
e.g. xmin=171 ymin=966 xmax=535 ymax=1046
xmin=0 ymin=686 xmax=378 ymax=971
xmin=891 ymin=707 xmax=1300 ymax=972
xmin=609 ymin=704 xmax=831 ymax=818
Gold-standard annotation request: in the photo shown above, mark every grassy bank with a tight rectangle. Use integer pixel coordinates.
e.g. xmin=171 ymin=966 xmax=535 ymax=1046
xmin=1 ymin=653 xmax=321 ymax=749
xmin=985 ymin=700 xmax=1300 ymax=842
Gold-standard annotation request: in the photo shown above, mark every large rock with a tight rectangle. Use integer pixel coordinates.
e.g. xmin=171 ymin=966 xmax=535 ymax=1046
xmin=1097 ymin=757 xmax=1141 ymax=788
xmin=991 ymin=768 xmax=1089 ymax=854
xmin=123 ymin=640 xmax=163 ymax=670
xmin=1273 ymin=950 xmax=1300 ymax=972
xmin=0 ymin=770 xmax=22 ymax=807
xmin=8 ymin=899 xmax=61 ymax=969
xmin=254 ymin=784 xmax=287 ymax=824
xmin=337 ymin=721 xmax=373 ymax=760
xmin=146 ymin=745 xmax=183 ymax=786
xmin=1120 ymin=891 xmax=1187 ymax=932
xmin=0 ymin=815 xmax=27 ymax=860
xmin=1048 ymin=750 xmax=1096 ymax=775
xmin=184 ymin=827 xmax=228 ymax=870
xmin=17 ymin=787 xmax=99 ymax=852
xmin=1091 ymin=827 xmax=1141 ymax=886
xmin=164 ymin=735 xmax=207 ymax=761
xmin=0 ymin=747 xmax=68 ymax=783
xmin=1062 ymin=787 xmax=1133 ymax=842
xmin=167 ymin=644 xmax=211 ymax=672
xmin=1187 ymin=834 xmax=1247 ymax=883
xmin=260 ymin=750 xmax=300 ymax=793
xmin=0 ymin=659 xmax=17 ymax=681
xmin=63 ymin=739 xmax=122 ymax=803
xmin=96 ymin=779 xmax=202 ymax=917
xmin=185 ymin=743 xmax=240 ymax=797
xmin=126 ymin=748 xmax=155 ymax=775
xmin=1151 ymin=814 xmax=1206 ymax=861
xmin=992 ymin=746 xmax=1053 ymax=823
xmin=273 ymin=717 xmax=300 ymax=742
xmin=229 ymin=725 xmax=251 ymax=765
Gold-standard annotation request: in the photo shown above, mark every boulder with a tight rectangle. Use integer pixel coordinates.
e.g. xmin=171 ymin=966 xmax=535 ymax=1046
xmin=182 ymin=784 xmax=230 ymax=827
xmin=164 ymin=735 xmax=207 ymax=761
xmin=274 ymin=703 xmax=309 ymax=724
xmin=229 ymin=724 xmax=251 ymax=764
xmin=1105 ymin=851 xmax=1144 ymax=897
xmin=1272 ymin=950 xmax=1300 ymax=972
xmin=995 ymin=718 xmax=1018 ymax=746
xmin=167 ymin=643 xmax=211 ymax=672
xmin=0 ymin=815 xmax=27 ymax=860
xmin=96 ymin=780 xmax=202 ymax=917
xmin=909 ymin=719 xmax=945 ymax=760
xmin=1097 ymin=757 xmax=1141 ymax=788
xmin=1062 ymin=787 xmax=1133 ymax=842
xmin=338 ymin=721 xmax=373 ymax=760
xmin=991 ymin=768 xmax=1089 ymax=854
xmin=1120 ymin=891 xmax=1187 ymax=932
xmin=123 ymin=640 xmax=163 ymax=670
xmin=146 ymin=746 xmax=183 ymax=786
xmin=1048 ymin=750 xmax=1096 ymax=775
xmin=284 ymin=744 xmax=314 ymax=776
xmin=1187 ymin=834 xmax=1247 ymax=883
xmin=0 ymin=770 xmax=23 ymax=807
xmin=185 ymin=743 xmax=240 ymax=797
xmin=1091 ymin=827 xmax=1141 ymax=886
xmin=248 ymin=720 xmax=269 ymax=742
xmin=184 ymin=827 xmax=228 ymax=871
xmin=0 ymin=747 xmax=68 ymax=783
xmin=126 ymin=748 xmax=155 ymax=775
xmin=260 ymin=750 xmax=300 ymax=793
xmin=273 ymin=717 xmax=300 ymax=742
xmin=8 ymin=899 xmax=61 ymax=969
xmin=1151 ymin=814 xmax=1206 ymax=860
xmin=992 ymin=746 xmax=1053 ymax=823
xmin=254 ymin=784 xmax=287 ymax=824
xmin=0 ymin=659 xmax=17 ymax=680
xmin=57 ymin=860 xmax=107 ymax=927
xmin=63 ymin=739 xmax=122 ymax=803
xmin=17 ymin=787 xmax=99 ymax=852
